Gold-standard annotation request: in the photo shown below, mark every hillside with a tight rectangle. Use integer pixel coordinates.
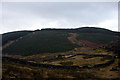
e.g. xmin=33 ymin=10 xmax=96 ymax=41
xmin=104 ymin=40 xmax=120 ymax=66
xmin=76 ymin=33 xmax=117 ymax=44
xmin=2 ymin=31 xmax=33 ymax=46
xmin=41 ymin=27 xmax=118 ymax=35
xmin=3 ymin=31 xmax=78 ymax=56
xmin=2 ymin=27 xmax=120 ymax=56
xmin=2 ymin=27 xmax=120 ymax=79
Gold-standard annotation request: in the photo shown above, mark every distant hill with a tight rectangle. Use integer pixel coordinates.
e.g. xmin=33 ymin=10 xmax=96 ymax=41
xmin=42 ymin=27 xmax=119 ymax=44
xmin=2 ymin=27 xmax=120 ymax=56
xmin=41 ymin=27 xmax=118 ymax=35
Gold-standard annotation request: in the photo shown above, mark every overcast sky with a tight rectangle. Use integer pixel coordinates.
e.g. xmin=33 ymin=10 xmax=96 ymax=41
xmin=1 ymin=2 xmax=118 ymax=34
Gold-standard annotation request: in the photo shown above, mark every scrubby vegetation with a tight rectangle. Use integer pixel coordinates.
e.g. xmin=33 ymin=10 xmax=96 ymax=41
xmin=76 ymin=33 xmax=118 ymax=44
xmin=2 ymin=27 xmax=120 ymax=56
xmin=3 ymin=57 xmax=115 ymax=79
xmin=2 ymin=27 xmax=120 ymax=79
xmin=104 ymin=41 xmax=120 ymax=66
xmin=3 ymin=31 xmax=78 ymax=56
xmin=2 ymin=31 xmax=32 ymax=46
xmin=41 ymin=27 xmax=118 ymax=35
xmin=2 ymin=50 xmax=119 ymax=79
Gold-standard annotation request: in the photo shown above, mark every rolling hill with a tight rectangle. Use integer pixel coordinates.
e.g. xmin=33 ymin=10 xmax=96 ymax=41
xmin=2 ymin=27 xmax=120 ymax=79
xmin=2 ymin=30 xmax=33 ymax=46
xmin=2 ymin=27 xmax=120 ymax=56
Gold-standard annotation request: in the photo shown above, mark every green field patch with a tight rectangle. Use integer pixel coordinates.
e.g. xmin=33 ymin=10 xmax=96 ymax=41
xmin=45 ymin=55 xmax=110 ymax=67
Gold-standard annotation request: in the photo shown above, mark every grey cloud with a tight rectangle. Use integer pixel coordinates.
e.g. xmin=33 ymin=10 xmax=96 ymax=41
xmin=1 ymin=2 xmax=118 ymax=33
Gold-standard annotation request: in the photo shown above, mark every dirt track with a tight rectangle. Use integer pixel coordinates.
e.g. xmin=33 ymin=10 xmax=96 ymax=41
xmin=67 ymin=33 xmax=103 ymax=48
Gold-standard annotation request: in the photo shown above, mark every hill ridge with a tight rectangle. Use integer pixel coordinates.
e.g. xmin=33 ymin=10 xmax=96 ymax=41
xmin=2 ymin=27 xmax=120 ymax=56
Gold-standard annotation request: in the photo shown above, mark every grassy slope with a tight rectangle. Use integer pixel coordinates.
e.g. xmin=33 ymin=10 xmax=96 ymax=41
xmin=2 ymin=27 xmax=120 ymax=56
xmin=2 ymin=60 xmax=97 ymax=79
xmin=76 ymin=33 xmax=118 ymax=44
xmin=2 ymin=31 xmax=33 ymax=46
xmin=3 ymin=31 xmax=78 ymax=56
xmin=42 ymin=27 xmax=119 ymax=44
xmin=2 ymin=47 xmax=119 ymax=79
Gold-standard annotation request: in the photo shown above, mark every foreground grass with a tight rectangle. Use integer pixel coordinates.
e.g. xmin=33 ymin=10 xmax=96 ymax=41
xmin=2 ymin=47 xmax=119 ymax=79
xmin=3 ymin=61 xmax=98 ymax=79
